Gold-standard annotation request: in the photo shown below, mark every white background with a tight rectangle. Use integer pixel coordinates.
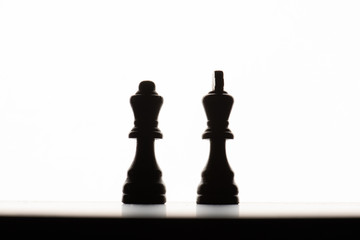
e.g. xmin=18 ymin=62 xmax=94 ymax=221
xmin=0 ymin=0 xmax=360 ymax=203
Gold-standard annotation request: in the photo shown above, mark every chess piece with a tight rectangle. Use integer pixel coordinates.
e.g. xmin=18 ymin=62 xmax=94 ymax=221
xmin=197 ymin=71 xmax=239 ymax=204
xmin=122 ymin=81 xmax=166 ymax=204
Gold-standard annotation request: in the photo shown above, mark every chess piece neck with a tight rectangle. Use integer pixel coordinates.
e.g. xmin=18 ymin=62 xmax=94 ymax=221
xmin=207 ymin=138 xmax=232 ymax=170
xmin=133 ymin=138 xmax=158 ymax=167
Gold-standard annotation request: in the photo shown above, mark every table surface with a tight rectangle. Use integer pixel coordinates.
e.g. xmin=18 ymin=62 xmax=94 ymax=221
xmin=2 ymin=202 xmax=360 ymax=237
xmin=2 ymin=201 xmax=360 ymax=218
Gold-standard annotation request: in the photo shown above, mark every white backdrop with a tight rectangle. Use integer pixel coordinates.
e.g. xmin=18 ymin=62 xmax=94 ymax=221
xmin=0 ymin=0 xmax=360 ymax=202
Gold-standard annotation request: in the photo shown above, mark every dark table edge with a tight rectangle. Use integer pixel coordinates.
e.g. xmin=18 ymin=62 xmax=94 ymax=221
xmin=1 ymin=216 xmax=360 ymax=238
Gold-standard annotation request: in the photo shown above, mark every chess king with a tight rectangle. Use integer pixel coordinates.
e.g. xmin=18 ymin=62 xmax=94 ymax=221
xmin=122 ymin=81 xmax=166 ymax=204
xmin=197 ymin=71 xmax=239 ymax=204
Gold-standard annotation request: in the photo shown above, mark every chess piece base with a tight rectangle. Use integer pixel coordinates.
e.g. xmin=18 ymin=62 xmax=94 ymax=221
xmin=197 ymin=179 xmax=239 ymax=204
xmin=122 ymin=194 xmax=166 ymax=204
xmin=123 ymin=180 xmax=166 ymax=204
xmin=197 ymin=195 xmax=239 ymax=205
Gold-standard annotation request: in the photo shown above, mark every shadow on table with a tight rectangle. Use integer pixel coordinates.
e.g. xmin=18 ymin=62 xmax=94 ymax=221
xmin=196 ymin=205 xmax=239 ymax=217
xmin=122 ymin=204 xmax=166 ymax=217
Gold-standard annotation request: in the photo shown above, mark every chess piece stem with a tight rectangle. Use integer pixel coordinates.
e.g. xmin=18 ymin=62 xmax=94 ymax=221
xmin=207 ymin=139 xmax=232 ymax=173
xmin=131 ymin=138 xmax=162 ymax=175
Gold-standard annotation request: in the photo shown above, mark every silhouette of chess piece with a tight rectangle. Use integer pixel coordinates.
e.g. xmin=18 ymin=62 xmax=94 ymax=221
xmin=122 ymin=81 xmax=166 ymax=204
xmin=197 ymin=71 xmax=239 ymax=204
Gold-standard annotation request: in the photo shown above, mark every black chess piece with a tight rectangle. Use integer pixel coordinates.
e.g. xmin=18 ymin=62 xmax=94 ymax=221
xmin=197 ymin=71 xmax=239 ymax=204
xmin=122 ymin=81 xmax=166 ymax=204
